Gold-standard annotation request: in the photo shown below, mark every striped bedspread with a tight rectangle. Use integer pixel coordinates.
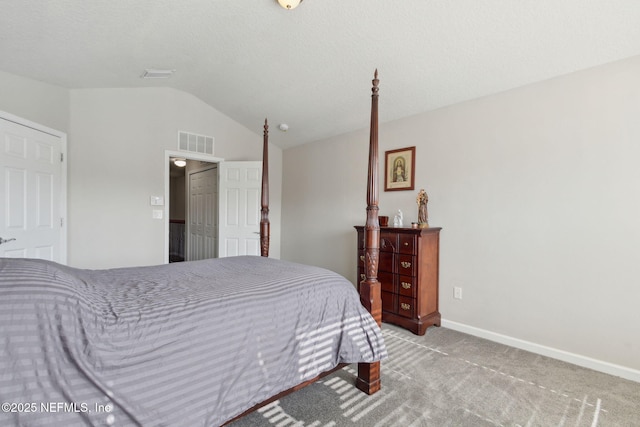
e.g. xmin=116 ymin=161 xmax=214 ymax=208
xmin=0 ymin=256 xmax=386 ymax=426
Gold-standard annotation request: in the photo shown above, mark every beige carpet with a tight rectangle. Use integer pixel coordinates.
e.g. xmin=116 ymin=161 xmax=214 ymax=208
xmin=229 ymin=324 xmax=640 ymax=426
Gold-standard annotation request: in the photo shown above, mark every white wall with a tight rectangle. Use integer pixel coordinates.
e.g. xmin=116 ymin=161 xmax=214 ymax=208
xmin=0 ymin=71 xmax=282 ymax=269
xmin=0 ymin=70 xmax=69 ymax=133
xmin=282 ymin=55 xmax=640 ymax=378
xmin=69 ymin=87 xmax=282 ymax=268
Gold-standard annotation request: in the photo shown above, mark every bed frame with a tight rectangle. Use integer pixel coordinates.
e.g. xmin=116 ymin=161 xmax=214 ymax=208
xmin=225 ymin=71 xmax=383 ymax=424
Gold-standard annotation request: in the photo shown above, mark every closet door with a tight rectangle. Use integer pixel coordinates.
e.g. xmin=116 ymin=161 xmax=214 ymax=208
xmin=187 ymin=165 xmax=217 ymax=261
xmin=0 ymin=115 xmax=66 ymax=262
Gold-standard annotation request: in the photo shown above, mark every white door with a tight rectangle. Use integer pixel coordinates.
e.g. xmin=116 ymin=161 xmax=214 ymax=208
xmin=0 ymin=115 xmax=66 ymax=262
xmin=187 ymin=165 xmax=218 ymax=261
xmin=218 ymin=161 xmax=262 ymax=257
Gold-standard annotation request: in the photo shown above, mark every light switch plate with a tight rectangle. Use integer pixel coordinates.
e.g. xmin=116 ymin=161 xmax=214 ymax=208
xmin=150 ymin=196 xmax=164 ymax=206
xmin=152 ymin=209 xmax=163 ymax=219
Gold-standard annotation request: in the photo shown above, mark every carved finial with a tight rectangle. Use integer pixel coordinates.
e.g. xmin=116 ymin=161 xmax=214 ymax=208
xmin=264 ymin=118 xmax=269 ymax=134
xmin=372 ymin=69 xmax=379 ymax=94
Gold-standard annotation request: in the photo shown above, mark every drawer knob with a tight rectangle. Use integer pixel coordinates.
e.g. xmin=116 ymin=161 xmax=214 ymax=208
xmin=401 ymin=261 xmax=411 ymax=269
xmin=404 ymin=242 xmax=409 ymax=246
xmin=401 ymin=282 xmax=412 ymax=289
xmin=400 ymin=303 xmax=411 ymax=311
xmin=360 ymin=274 xmax=366 ymax=280
xmin=360 ymin=255 xmax=365 ymax=262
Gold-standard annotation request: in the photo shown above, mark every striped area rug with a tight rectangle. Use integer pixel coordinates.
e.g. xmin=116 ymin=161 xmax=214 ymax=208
xmin=229 ymin=324 xmax=640 ymax=426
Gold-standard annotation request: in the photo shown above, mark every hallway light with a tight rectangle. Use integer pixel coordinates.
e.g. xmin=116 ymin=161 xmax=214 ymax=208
xmin=173 ymin=158 xmax=186 ymax=167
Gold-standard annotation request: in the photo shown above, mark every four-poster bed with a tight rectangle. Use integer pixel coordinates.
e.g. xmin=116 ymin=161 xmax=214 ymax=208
xmin=0 ymin=71 xmax=385 ymax=426
xmin=227 ymin=71 xmax=384 ymax=423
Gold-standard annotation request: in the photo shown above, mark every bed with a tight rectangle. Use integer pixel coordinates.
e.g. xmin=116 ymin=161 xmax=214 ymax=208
xmin=0 ymin=71 xmax=385 ymax=426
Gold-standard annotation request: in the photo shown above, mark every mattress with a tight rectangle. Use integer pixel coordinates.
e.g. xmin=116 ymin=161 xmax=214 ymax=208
xmin=0 ymin=256 xmax=386 ymax=426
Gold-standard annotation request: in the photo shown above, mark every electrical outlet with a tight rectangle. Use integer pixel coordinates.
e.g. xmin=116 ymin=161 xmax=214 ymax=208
xmin=453 ymin=286 xmax=463 ymax=300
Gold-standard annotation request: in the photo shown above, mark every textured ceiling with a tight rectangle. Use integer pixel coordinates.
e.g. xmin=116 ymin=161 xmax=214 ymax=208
xmin=1 ymin=0 xmax=640 ymax=149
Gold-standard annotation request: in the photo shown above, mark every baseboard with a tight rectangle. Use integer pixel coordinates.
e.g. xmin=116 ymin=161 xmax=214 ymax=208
xmin=441 ymin=319 xmax=640 ymax=384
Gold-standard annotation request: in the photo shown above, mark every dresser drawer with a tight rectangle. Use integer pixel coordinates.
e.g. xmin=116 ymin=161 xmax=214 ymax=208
xmin=380 ymin=231 xmax=397 ymax=252
xmin=398 ymin=233 xmax=417 ymax=255
xmin=379 ymin=251 xmax=394 ymax=273
xmin=358 ymin=229 xmax=399 ymax=253
xmin=398 ymin=274 xmax=416 ymax=298
xmin=382 ymin=291 xmax=397 ymax=314
xmin=379 ymin=271 xmax=395 ymax=294
xmin=357 ymin=229 xmax=364 ymax=249
xmin=358 ymin=250 xmax=394 ymax=272
xmin=398 ymin=296 xmax=415 ymax=319
xmin=397 ymin=254 xmax=416 ymax=276
xmin=358 ymin=266 xmax=395 ymax=294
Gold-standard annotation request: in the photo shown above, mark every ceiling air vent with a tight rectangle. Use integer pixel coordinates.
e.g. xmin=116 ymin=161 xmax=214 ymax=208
xmin=141 ymin=69 xmax=175 ymax=79
xmin=178 ymin=131 xmax=214 ymax=156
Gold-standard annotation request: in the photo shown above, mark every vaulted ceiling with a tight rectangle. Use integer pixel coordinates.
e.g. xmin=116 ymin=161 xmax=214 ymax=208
xmin=2 ymin=1 xmax=640 ymax=148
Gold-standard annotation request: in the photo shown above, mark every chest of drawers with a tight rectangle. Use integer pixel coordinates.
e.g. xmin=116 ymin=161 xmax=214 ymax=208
xmin=355 ymin=226 xmax=441 ymax=335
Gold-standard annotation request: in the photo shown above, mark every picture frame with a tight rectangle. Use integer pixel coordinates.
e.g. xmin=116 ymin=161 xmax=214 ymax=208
xmin=384 ymin=146 xmax=415 ymax=191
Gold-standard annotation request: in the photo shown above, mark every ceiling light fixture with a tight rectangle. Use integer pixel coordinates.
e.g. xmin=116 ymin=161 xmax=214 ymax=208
xmin=277 ymin=0 xmax=302 ymax=10
xmin=278 ymin=123 xmax=289 ymax=132
xmin=173 ymin=158 xmax=186 ymax=167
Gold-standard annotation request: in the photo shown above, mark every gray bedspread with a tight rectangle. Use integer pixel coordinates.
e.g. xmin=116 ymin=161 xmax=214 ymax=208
xmin=0 ymin=256 xmax=386 ymax=426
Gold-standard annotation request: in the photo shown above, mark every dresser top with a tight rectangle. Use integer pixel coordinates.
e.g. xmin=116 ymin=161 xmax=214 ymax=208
xmin=354 ymin=225 xmax=442 ymax=234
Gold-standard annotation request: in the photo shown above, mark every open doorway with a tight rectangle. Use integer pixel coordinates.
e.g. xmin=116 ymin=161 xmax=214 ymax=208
xmin=165 ymin=151 xmax=223 ymax=263
xmin=168 ymin=158 xmax=187 ymax=262
xmin=169 ymin=157 xmax=218 ymax=263
xmin=164 ymin=151 xmax=264 ymax=264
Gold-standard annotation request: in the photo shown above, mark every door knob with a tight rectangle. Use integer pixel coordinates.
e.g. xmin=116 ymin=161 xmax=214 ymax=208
xmin=0 ymin=237 xmax=17 ymax=245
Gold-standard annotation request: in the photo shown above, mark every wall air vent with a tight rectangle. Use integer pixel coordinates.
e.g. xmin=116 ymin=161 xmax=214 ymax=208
xmin=178 ymin=131 xmax=214 ymax=156
xmin=141 ymin=69 xmax=175 ymax=79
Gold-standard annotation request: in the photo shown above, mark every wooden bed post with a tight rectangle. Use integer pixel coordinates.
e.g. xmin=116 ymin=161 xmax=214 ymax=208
xmin=260 ymin=119 xmax=270 ymax=258
xmin=357 ymin=70 xmax=382 ymax=395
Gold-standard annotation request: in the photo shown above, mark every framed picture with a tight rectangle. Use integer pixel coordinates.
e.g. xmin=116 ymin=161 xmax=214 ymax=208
xmin=385 ymin=146 xmax=415 ymax=191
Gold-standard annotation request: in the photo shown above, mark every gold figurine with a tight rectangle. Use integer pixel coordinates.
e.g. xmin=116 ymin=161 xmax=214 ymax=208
xmin=416 ymin=189 xmax=429 ymax=227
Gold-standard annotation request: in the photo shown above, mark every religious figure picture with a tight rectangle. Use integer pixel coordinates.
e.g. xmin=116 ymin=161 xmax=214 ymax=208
xmin=385 ymin=146 xmax=415 ymax=191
